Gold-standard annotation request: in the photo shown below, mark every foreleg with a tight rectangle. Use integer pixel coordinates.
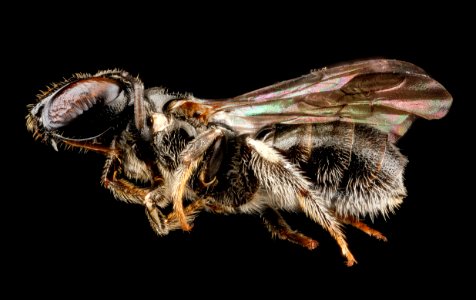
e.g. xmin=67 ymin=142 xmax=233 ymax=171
xmin=101 ymin=154 xmax=151 ymax=204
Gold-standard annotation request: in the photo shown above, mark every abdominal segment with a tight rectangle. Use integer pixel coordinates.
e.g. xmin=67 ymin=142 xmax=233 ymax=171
xmin=271 ymin=122 xmax=408 ymax=219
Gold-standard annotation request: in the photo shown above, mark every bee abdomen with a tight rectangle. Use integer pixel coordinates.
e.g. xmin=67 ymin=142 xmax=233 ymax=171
xmin=272 ymin=122 xmax=408 ymax=219
xmin=320 ymin=123 xmax=407 ymax=219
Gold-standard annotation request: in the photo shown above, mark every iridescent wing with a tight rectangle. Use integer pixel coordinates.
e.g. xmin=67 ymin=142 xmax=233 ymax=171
xmin=170 ymin=59 xmax=452 ymax=141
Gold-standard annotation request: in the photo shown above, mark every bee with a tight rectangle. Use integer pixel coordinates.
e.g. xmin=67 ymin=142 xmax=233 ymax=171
xmin=26 ymin=59 xmax=452 ymax=266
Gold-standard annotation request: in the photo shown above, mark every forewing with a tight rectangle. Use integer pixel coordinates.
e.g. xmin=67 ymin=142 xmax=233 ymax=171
xmin=173 ymin=59 xmax=452 ymax=141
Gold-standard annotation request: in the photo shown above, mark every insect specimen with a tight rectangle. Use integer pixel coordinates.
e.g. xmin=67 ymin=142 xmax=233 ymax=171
xmin=26 ymin=59 xmax=452 ymax=266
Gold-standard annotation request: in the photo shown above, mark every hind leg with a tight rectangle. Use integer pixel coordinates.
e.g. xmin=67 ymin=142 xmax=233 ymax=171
xmin=246 ymin=137 xmax=356 ymax=266
xmin=262 ymin=207 xmax=318 ymax=250
xmin=340 ymin=215 xmax=387 ymax=241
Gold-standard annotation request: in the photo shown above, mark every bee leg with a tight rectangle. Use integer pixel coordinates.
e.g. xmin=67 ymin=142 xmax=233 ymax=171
xmin=144 ymin=196 xmax=169 ymax=235
xmin=145 ymin=196 xmax=207 ymax=235
xmin=171 ymin=128 xmax=224 ymax=231
xmin=261 ymin=207 xmax=318 ymax=250
xmin=246 ymin=137 xmax=357 ymax=266
xmin=207 ymin=204 xmax=236 ymax=214
xmin=101 ymin=154 xmax=151 ymax=204
xmin=165 ymin=199 xmax=208 ymax=231
xmin=340 ymin=216 xmax=387 ymax=241
xmin=101 ymin=154 xmax=180 ymax=235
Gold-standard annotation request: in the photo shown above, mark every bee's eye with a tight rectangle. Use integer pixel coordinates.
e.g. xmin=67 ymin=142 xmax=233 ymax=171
xmin=44 ymin=77 xmax=127 ymax=130
xmin=28 ymin=76 xmax=133 ymax=140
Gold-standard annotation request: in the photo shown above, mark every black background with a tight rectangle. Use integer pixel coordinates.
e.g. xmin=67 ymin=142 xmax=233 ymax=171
xmin=4 ymin=4 xmax=471 ymax=297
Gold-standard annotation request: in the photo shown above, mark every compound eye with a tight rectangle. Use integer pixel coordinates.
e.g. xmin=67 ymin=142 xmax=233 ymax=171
xmin=46 ymin=78 xmax=126 ymax=127
xmin=42 ymin=77 xmax=130 ymax=138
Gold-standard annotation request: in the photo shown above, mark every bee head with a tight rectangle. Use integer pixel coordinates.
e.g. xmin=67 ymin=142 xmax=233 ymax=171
xmin=27 ymin=70 xmax=144 ymax=150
